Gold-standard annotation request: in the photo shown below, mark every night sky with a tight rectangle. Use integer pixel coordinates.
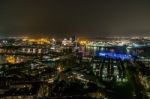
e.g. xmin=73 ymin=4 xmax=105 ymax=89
xmin=0 ymin=0 xmax=150 ymax=38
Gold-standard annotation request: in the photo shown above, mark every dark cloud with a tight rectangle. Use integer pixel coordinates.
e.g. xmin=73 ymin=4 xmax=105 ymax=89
xmin=0 ymin=0 xmax=150 ymax=37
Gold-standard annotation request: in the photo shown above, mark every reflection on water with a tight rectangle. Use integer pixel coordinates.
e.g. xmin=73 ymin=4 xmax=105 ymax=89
xmin=83 ymin=46 xmax=127 ymax=56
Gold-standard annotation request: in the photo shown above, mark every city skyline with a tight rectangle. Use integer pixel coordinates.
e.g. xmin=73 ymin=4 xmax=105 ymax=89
xmin=0 ymin=1 xmax=150 ymax=98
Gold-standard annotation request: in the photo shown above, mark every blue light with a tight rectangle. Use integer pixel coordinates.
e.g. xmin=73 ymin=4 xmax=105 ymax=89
xmin=96 ymin=51 xmax=131 ymax=60
xmin=99 ymin=53 xmax=106 ymax=56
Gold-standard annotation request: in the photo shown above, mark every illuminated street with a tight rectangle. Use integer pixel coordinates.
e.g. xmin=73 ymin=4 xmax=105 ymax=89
xmin=0 ymin=0 xmax=150 ymax=99
xmin=0 ymin=37 xmax=149 ymax=99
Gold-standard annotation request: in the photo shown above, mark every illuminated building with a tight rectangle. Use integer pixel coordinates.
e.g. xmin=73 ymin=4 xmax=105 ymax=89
xmin=5 ymin=56 xmax=16 ymax=64
xmin=96 ymin=51 xmax=132 ymax=60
